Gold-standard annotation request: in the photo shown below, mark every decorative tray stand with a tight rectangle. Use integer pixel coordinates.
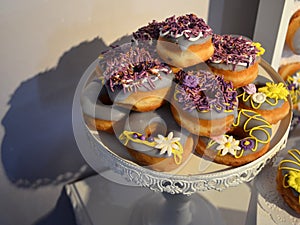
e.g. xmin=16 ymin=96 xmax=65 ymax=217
xmin=72 ymin=59 xmax=292 ymax=225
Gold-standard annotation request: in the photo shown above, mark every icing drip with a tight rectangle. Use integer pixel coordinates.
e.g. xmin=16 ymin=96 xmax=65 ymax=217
xmin=174 ymin=70 xmax=238 ymax=112
xmin=278 ymin=149 xmax=300 ymax=203
xmin=159 ymin=14 xmax=213 ymax=40
xmin=208 ymin=34 xmax=264 ymax=70
xmin=119 ymin=131 xmax=183 ymax=164
xmin=103 ymin=46 xmax=171 ymax=93
xmin=208 ymin=109 xmax=271 ymax=158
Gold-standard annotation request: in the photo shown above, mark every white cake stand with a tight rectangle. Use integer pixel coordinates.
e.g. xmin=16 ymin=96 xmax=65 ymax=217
xmin=72 ymin=58 xmax=292 ymax=225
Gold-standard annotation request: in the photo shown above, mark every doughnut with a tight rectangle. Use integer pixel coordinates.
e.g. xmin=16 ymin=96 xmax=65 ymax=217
xmin=171 ymin=70 xmax=238 ymax=137
xmin=95 ymin=45 xmax=127 ymax=77
xmin=278 ymin=62 xmax=300 ymax=110
xmin=237 ymin=75 xmax=290 ymax=124
xmin=132 ymin=20 xmax=162 ymax=47
xmin=81 ymin=79 xmax=127 ymax=133
xmin=286 ymin=9 xmax=300 ymax=55
xmin=156 ymin=14 xmax=214 ymax=68
xmin=207 ymin=34 xmax=265 ymax=88
xmin=276 ymin=149 xmax=300 ymax=214
xmin=119 ymin=106 xmax=194 ymax=172
xmin=195 ymin=109 xmax=272 ymax=167
xmin=103 ymin=44 xmax=174 ymax=112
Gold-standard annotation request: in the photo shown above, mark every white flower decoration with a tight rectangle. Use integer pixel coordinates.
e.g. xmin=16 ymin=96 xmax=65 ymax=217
xmin=216 ymin=135 xmax=241 ymax=156
xmin=154 ymin=132 xmax=180 ymax=156
xmin=292 ymin=72 xmax=300 ymax=88
xmin=252 ymin=92 xmax=266 ymax=104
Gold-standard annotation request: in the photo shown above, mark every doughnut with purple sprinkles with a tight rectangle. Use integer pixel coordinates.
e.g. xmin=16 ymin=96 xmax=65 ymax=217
xmin=207 ymin=34 xmax=265 ymax=88
xmin=171 ymin=70 xmax=238 ymax=137
xmin=156 ymin=13 xmax=215 ymax=68
xmin=102 ymin=44 xmax=174 ymax=112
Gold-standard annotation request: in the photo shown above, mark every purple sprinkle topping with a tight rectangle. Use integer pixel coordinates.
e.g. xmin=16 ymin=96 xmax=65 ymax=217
xmin=208 ymin=34 xmax=259 ymax=70
xmin=103 ymin=45 xmax=171 ymax=92
xmin=133 ymin=20 xmax=162 ymax=42
xmin=239 ymin=138 xmax=255 ymax=151
xmin=160 ymin=14 xmax=213 ymax=40
xmin=175 ymin=70 xmax=238 ymax=112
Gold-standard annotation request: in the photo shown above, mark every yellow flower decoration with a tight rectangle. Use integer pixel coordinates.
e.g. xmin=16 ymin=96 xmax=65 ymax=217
xmin=252 ymin=42 xmax=265 ymax=56
xmin=287 ymin=171 xmax=300 ymax=193
xmin=258 ymin=82 xmax=289 ymax=101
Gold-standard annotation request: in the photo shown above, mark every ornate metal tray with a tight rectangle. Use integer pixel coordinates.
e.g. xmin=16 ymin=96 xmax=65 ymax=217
xmin=73 ymin=58 xmax=292 ymax=196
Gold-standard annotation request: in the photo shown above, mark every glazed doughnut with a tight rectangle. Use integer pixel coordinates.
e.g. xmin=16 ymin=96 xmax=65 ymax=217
xmin=156 ymin=14 xmax=214 ymax=68
xmin=103 ymin=44 xmax=174 ymax=112
xmin=278 ymin=62 xmax=300 ymax=110
xmin=276 ymin=149 xmax=300 ymax=214
xmin=119 ymin=106 xmax=194 ymax=172
xmin=81 ymin=80 xmax=127 ymax=133
xmin=207 ymin=34 xmax=265 ymax=88
xmin=195 ymin=109 xmax=272 ymax=167
xmin=238 ymin=75 xmax=290 ymax=124
xmin=286 ymin=9 xmax=300 ymax=55
xmin=171 ymin=70 xmax=238 ymax=137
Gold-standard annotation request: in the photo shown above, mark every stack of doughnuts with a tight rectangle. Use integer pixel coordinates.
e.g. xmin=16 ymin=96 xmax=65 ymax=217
xmin=81 ymin=13 xmax=291 ymax=171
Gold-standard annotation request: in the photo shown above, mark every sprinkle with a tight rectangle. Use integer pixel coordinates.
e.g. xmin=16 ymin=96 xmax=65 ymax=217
xmin=103 ymin=45 xmax=171 ymax=92
xmin=159 ymin=14 xmax=213 ymax=40
xmin=132 ymin=20 xmax=162 ymax=42
xmin=208 ymin=34 xmax=262 ymax=70
xmin=175 ymin=70 xmax=237 ymax=112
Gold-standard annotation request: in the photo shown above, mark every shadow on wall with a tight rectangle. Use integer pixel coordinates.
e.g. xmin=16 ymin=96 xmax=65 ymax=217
xmin=1 ymin=35 xmax=131 ymax=188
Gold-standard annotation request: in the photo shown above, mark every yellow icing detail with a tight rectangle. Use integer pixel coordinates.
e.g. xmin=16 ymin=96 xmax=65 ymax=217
xmin=289 ymin=89 xmax=300 ymax=105
xmin=238 ymin=82 xmax=289 ymax=109
xmin=252 ymin=42 xmax=265 ymax=56
xmin=119 ymin=131 xmax=184 ymax=165
xmin=278 ymin=149 xmax=300 ymax=198
xmin=235 ymin=149 xmax=244 ymax=158
xmin=244 ymin=140 xmax=250 ymax=145
xmin=209 ymin=110 xmax=271 ymax=158
xmin=287 ymin=171 xmax=300 ymax=193
xmin=258 ymin=82 xmax=289 ymax=101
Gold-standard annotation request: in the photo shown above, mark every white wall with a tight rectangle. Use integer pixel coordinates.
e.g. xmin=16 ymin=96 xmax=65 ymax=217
xmin=0 ymin=1 xmax=209 ymax=225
